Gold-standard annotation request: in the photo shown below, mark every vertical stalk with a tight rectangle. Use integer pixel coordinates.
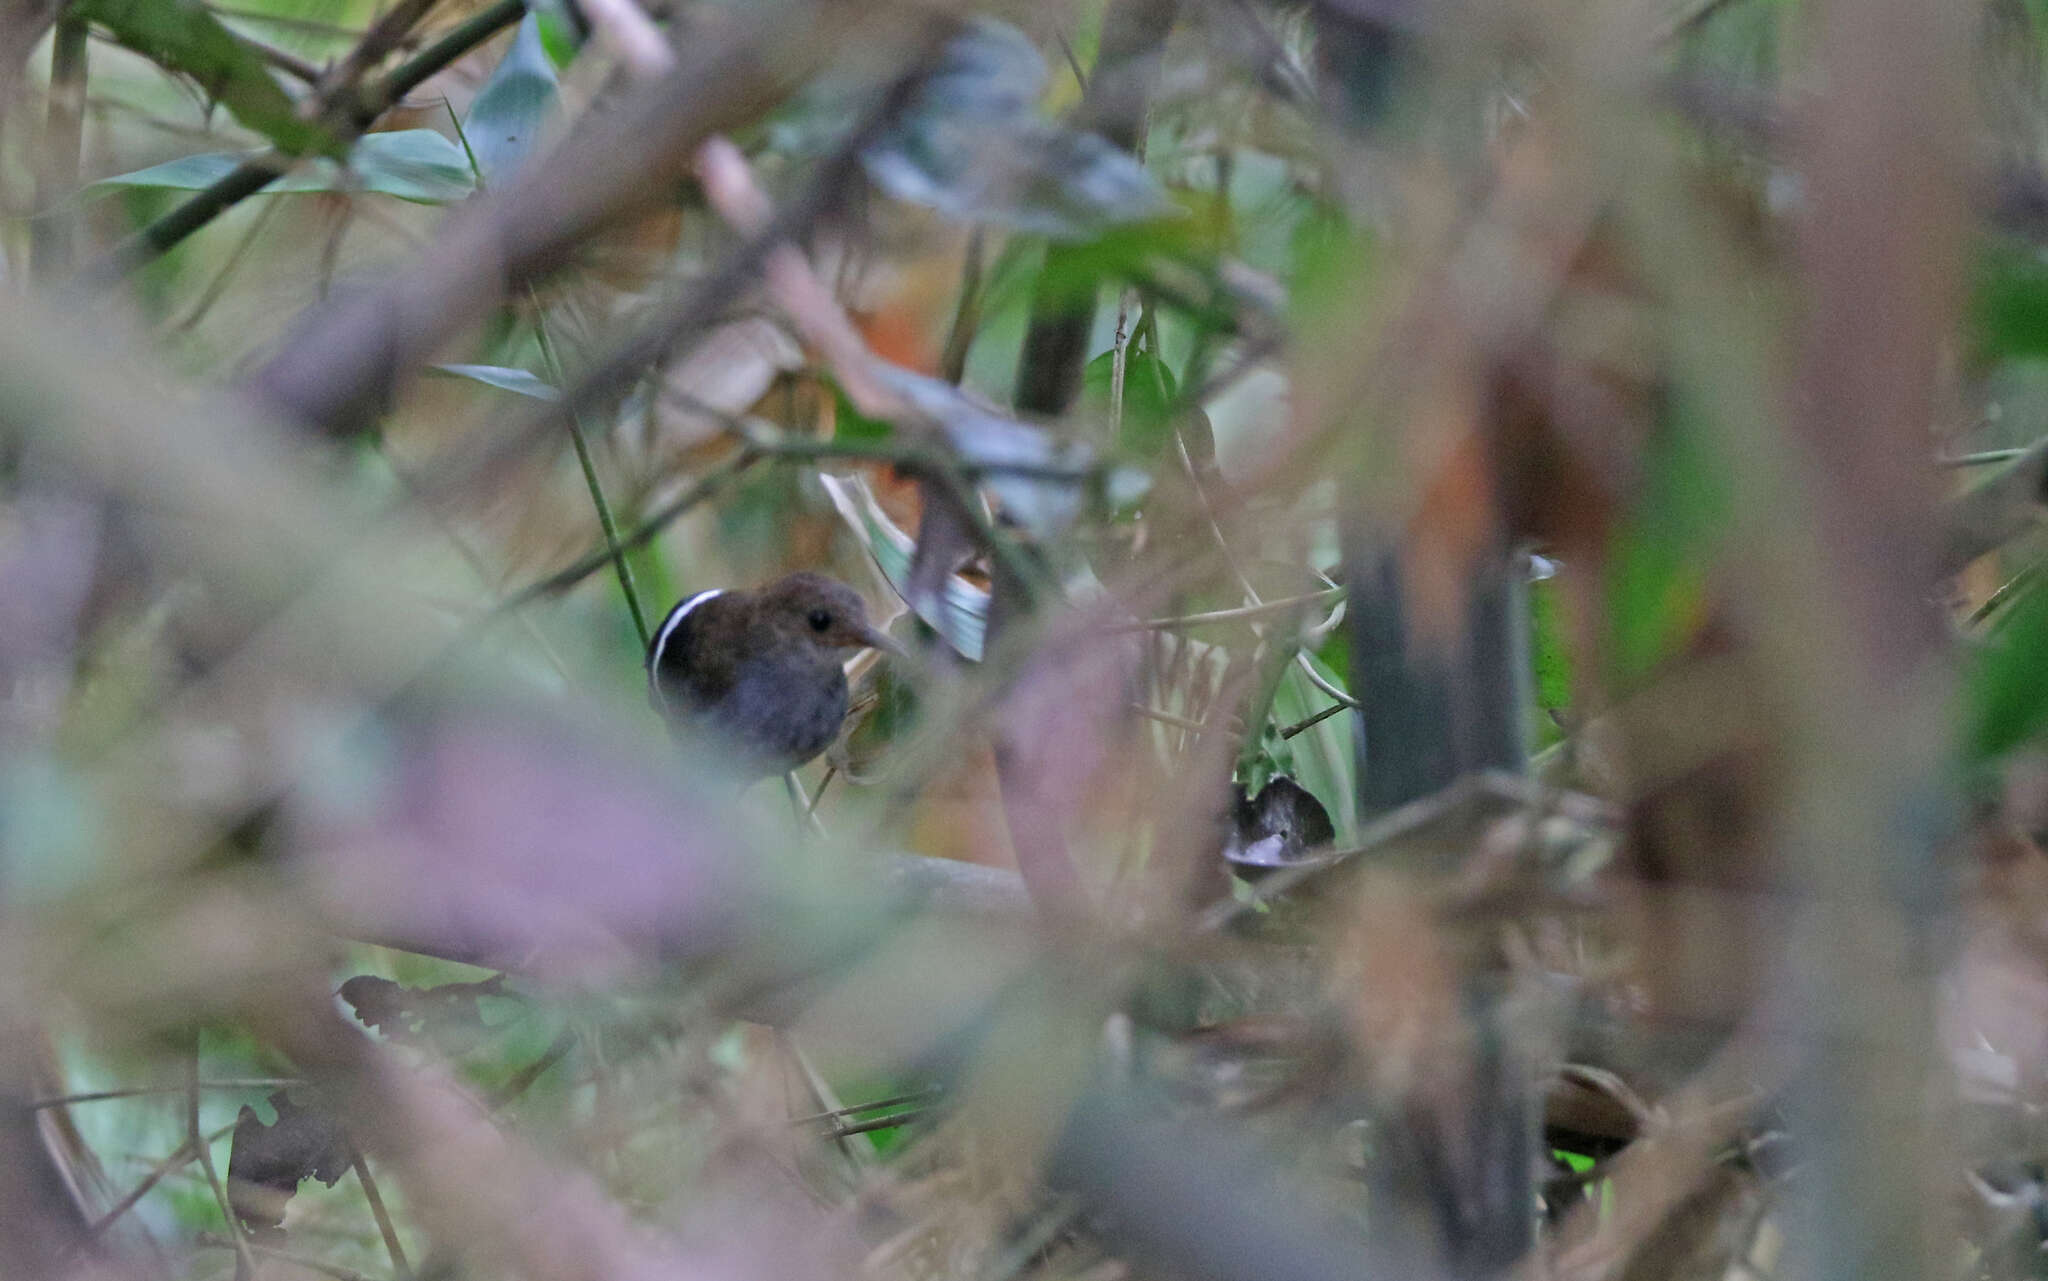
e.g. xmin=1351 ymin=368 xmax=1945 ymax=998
xmin=32 ymin=14 xmax=88 ymax=280
xmin=534 ymin=304 xmax=652 ymax=649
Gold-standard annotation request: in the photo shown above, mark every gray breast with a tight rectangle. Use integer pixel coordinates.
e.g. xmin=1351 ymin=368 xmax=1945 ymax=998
xmin=716 ymin=660 xmax=849 ymax=775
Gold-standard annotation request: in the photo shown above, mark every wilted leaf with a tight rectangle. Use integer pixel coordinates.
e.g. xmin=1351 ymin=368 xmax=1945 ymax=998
xmin=430 ymin=363 xmax=561 ymax=400
xmin=463 ymin=13 xmax=560 ymax=188
xmin=339 ymin=973 xmax=517 ymax=1053
xmin=93 ymin=130 xmax=476 ymax=204
xmin=75 ymin=0 xmax=331 ymax=156
xmin=862 ymin=18 xmax=1173 ymax=239
xmin=227 ymin=1090 xmax=352 ymax=1239
xmin=819 ymin=471 xmax=989 ymax=659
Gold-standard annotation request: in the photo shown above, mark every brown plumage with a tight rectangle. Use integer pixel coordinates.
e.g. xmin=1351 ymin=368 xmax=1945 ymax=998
xmin=646 ymin=572 xmax=896 ymax=780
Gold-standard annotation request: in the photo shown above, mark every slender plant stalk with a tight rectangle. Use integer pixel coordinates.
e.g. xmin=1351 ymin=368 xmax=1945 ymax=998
xmin=32 ymin=1079 xmax=299 ymax=1109
xmin=188 ymin=1042 xmax=256 ymax=1281
xmin=534 ymin=304 xmax=652 ymax=648
xmin=939 ymin=228 xmax=986 ymax=385
xmin=32 ymin=14 xmax=88 ymax=280
xmin=353 ymin=1152 xmax=411 ymax=1279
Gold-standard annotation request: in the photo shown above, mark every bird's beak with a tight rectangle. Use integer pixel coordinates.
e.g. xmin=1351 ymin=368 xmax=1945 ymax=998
xmin=851 ymin=622 xmax=905 ymax=657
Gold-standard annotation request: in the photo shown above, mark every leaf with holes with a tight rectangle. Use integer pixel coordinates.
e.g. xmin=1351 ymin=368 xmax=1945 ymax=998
xmin=226 ymin=1091 xmax=351 ymax=1240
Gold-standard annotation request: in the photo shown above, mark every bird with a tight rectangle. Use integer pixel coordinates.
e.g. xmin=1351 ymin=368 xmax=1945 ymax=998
xmin=646 ymin=571 xmax=899 ymax=781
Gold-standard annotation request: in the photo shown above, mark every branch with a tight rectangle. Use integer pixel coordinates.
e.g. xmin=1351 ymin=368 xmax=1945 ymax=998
xmin=246 ymin=5 xmax=893 ymax=438
xmin=87 ymin=0 xmax=523 ymax=281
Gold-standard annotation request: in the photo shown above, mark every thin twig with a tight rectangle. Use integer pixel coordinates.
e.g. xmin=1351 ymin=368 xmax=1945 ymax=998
xmin=85 ymin=1135 xmax=187 ymax=1237
xmin=352 ymin=1151 xmax=411 ymax=1279
xmin=1109 ymin=288 xmax=1135 ymax=444
xmin=1940 ymin=446 xmax=2029 ymax=467
xmin=188 ymin=1043 xmax=256 ymax=1280
xmin=1968 ymin=558 xmax=2043 ymax=628
xmin=831 ymin=1106 xmax=935 ymax=1139
xmin=495 ymin=450 xmax=762 ymax=610
xmin=939 ymin=228 xmax=987 ymax=385
xmin=1130 ymin=702 xmax=1209 ymax=732
xmin=1278 ymin=699 xmax=1348 ymax=740
xmin=172 ymin=197 xmax=285 ymax=332
xmin=806 ymin=764 xmax=837 ymax=817
xmin=1111 ymin=589 xmax=1343 ymax=632
xmin=788 ymin=1088 xmax=942 ymax=1127
xmin=239 ymin=31 xmax=324 ymax=83
xmin=488 ymin=1027 xmax=577 ymax=1110
xmin=33 ymin=1079 xmax=300 ymax=1109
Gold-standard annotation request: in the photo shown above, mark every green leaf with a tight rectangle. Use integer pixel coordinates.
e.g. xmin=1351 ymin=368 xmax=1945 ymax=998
xmin=1971 ymin=238 xmax=2048 ymax=364
xmin=1081 ymin=348 xmax=1178 ymax=458
xmin=832 ymin=384 xmax=895 ymax=445
xmin=74 ymin=0 xmax=331 ymax=156
xmin=817 ymin=473 xmax=989 ymax=660
xmin=429 ymin=364 xmax=561 ymax=399
xmin=1966 ymin=577 xmax=2048 ymax=761
xmin=463 ymin=13 xmax=560 ymax=188
xmin=93 ymin=130 xmax=476 ymax=204
xmin=1604 ymin=403 xmax=1725 ymax=690
xmin=1529 ymin=571 xmax=1572 ymax=750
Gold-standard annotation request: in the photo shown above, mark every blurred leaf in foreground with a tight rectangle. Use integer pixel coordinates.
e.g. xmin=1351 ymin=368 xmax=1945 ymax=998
xmin=862 ymin=17 xmax=1173 ymax=238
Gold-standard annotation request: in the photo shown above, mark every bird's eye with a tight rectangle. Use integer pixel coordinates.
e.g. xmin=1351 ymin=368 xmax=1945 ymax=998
xmin=808 ymin=609 xmax=832 ymax=632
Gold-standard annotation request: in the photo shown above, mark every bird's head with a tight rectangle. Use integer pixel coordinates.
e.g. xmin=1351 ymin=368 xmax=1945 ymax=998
xmin=756 ymin=572 xmax=900 ymax=658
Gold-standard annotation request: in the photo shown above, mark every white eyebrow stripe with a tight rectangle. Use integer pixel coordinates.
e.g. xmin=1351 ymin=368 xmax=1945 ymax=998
xmin=647 ymin=589 xmax=724 ymax=709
